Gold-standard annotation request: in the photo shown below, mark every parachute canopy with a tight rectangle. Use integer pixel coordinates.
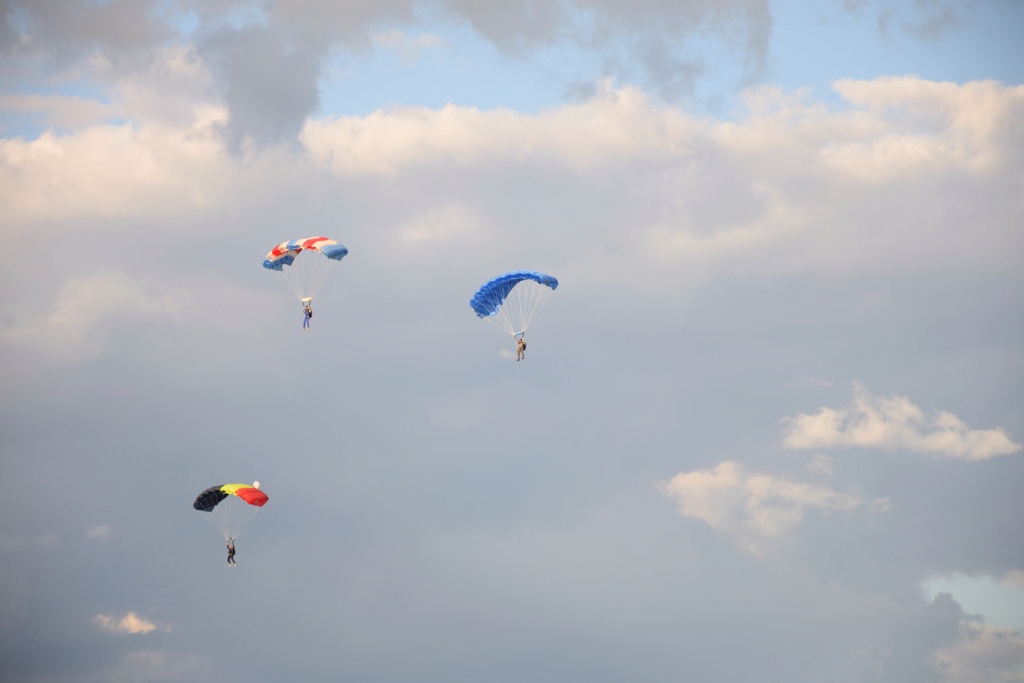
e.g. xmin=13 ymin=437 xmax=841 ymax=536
xmin=470 ymin=270 xmax=558 ymax=337
xmin=193 ymin=483 xmax=268 ymax=541
xmin=263 ymin=237 xmax=348 ymax=302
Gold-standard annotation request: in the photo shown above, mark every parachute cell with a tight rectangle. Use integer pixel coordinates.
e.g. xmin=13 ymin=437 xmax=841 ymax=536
xmin=263 ymin=237 xmax=348 ymax=303
xmin=193 ymin=483 xmax=268 ymax=541
xmin=470 ymin=270 xmax=558 ymax=338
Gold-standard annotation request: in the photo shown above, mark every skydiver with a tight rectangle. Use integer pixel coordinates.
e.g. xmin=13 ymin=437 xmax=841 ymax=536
xmin=516 ymin=336 xmax=526 ymax=361
xmin=303 ymin=303 xmax=313 ymax=331
xmin=227 ymin=539 xmax=236 ymax=566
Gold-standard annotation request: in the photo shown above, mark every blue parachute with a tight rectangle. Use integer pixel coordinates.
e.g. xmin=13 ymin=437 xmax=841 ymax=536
xmin=470 ymin=270 xmax=558 ymax=338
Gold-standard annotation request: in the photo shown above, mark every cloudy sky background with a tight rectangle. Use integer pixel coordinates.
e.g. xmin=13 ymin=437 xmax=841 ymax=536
xmin=1 ymin=0 xmax=1023 ymax=680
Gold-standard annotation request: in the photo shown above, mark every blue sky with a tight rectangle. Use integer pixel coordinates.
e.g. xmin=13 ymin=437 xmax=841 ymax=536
xmin=1 ymin=1 xmax=1023 ymax=681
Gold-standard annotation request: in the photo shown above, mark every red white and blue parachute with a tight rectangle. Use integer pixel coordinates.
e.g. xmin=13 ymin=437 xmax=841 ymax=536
xmin=263 ymin=237 xmax=348 ymax=303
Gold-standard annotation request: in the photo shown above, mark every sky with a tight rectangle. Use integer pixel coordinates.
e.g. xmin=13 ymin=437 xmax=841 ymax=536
xmin=1 ymin=0 xmax=1023 ymax=681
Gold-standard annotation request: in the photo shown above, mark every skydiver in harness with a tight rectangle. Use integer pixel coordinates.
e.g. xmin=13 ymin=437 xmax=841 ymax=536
xmin=516 ymin=335 xmax=526 ymax=361
xmin=227 ymin=539 xmax=236 ymax=566
xmin=302 ymin=302 xmax=313 ymax=331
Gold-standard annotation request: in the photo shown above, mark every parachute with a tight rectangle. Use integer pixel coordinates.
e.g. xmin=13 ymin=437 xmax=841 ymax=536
xmin=193 ymin=483 xmax=268 ymax=541
xmin=470 ymin=270 xmax=558 ymax=338
xmin=263 ymin=237 xmax=348 ymax=304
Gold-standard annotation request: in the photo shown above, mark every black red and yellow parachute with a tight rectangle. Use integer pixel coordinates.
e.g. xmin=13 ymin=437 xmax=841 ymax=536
xmin=193 ymin=483 xmax=268 ymax=542
xmin=193 ymin=483 xmax=269 ymax=512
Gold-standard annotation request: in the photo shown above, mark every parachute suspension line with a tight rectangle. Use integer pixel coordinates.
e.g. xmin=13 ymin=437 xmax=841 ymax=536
xmin=515 ymin=279 xmax=553 ymax=336
xmin=199 ymin=509 xmax=226 ymax=540
xmin=198 ymin=498 xmax=261 ymax=541
xmin=227 ymin=499 xmax=260 ymax=540
xmin=277 ymin=250 xmax=339 ymax=303
xmin=481 ymin=280 xmax=554 ymax=338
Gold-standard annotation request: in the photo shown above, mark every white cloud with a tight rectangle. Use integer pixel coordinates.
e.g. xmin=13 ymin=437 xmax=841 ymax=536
xmin=657 ymin=460 xmax=887 ymax=555
xmin=0 ymin=270 xmax=191 ymax=363
xmin=86 ymin=524 xmax=112 ymax=540
xmin=1005 ymin=571 xmax=1024 ymax=588
xmin=294 ymin=76 xmax=1024 ymax=294
xmin=300 ymin=81 xmax=699 ymax=177
xmin=781 ymin=382 xmax=1022 ymax=461
xmin=932 ymin=622 xmax=1024 ymax=683
xmin=92 ymin=612 xmax=162 ymax=635
xmin=825 ymin=77 xmax=1024 ymax=179
xmin=0 ymin=112 xmax=230 ymax=227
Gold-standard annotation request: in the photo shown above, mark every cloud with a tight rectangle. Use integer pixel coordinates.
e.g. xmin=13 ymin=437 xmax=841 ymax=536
xmin=2 ymin=0 xmax=774 ymax=147
xmin=807 ymin=453 xmax=834 ymax=476
xmin=0 ymin=76 xmax=1020 ymax=343
xmin=657 ymin=460 xmax=887 ymax=555
xmin=0 ymin=44 xmax=218 ymax=132
xmin=857 ymin=0 xmax=965 ymax=42
xmin=86 ymin=524 xmax=111 ymax=540
xmin=393 ymin=203 xmax=481 ymax=246
xmin=0 ymin=111 xmax=231 ymax=227
xmin=198 ymin=22 xmax=324 ymax=151
xmin=0 ymin=270 xmax=190 ymax=363
xmin=0 ymin=94 xmax=113 ymax=130
xmin=931 ymin=622 xmax=1024 ymax=683
xmin=902 ymin=2 xmax=960 ymax=42
xmin=2 ymin=76 xmax=1019 ymax=286
xmin=437 ymin=0 xmax=773 ymax=96
xmin=296 ymin=76 xmax=1023 ymax=286
xmin=103 ymin=45 xmax=220 ymax=129
xmin=0 ymin=0 xmax=172 ymax=68
xmin=781 ymin=382 xmax=1023 ymax=461
xmin=301 ymin=81 xmax=699 ymax=177
xmin=824 ymin=77 xmax=1024 ymax=180
xmin=371 ymin=30 xmax=447 ymax=62
xmin=92 ymin=612 xmax=161 ymax=635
